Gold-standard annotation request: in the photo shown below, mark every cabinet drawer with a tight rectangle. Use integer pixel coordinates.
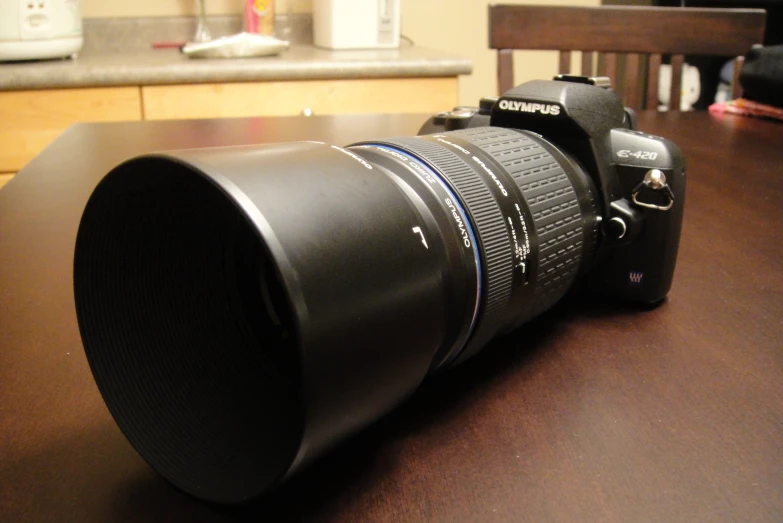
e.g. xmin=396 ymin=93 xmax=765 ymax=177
xmin=142 ymin=78 xmax=458 ymax=120
xmin=0 ymin=87 xmax=142 ymax=172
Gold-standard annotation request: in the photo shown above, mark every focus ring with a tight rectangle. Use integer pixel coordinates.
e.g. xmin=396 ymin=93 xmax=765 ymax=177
xmin=376 ymin=137 xmax=514 ymax=358
xmin=448 ymin=127 xmax=589 ymax=326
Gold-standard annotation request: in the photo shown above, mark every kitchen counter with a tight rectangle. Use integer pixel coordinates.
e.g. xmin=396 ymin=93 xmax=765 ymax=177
xmin=0 ymin=45 xmax=473 ymax=91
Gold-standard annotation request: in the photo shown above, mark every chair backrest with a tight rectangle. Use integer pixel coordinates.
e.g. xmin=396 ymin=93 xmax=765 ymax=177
xmin=489 ymin=5 xmax=767 ymax=110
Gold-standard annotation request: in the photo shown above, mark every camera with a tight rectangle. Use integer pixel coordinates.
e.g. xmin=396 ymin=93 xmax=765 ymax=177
xmin=418 ymin=74 xmax=685 ymax=315
xmin=73 ymin=76 xmax=685 ymax=504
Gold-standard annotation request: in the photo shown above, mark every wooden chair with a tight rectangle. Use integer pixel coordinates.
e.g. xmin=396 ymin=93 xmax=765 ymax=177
xmin=489 ymin=5 xmax=766 ymax=110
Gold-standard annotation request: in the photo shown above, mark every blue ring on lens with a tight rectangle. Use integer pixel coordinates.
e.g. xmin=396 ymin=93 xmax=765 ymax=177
xmin=368 ymin=144 xmax=482 ymax=344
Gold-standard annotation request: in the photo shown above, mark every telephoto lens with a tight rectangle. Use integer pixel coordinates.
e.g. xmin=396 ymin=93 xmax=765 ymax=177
xmin=74 ymin=127 xmax=601 ymax=503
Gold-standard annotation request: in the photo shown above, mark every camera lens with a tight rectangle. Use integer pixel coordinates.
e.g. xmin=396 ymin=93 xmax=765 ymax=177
xmin=74 ymin=128 xmax=599 ymax=503
xmin=359 ymin=127 xmax=601 ymax=365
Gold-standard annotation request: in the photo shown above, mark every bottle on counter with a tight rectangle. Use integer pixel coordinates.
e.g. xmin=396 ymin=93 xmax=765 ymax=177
xmin=244 ymin=0 xmax=275 ymax=36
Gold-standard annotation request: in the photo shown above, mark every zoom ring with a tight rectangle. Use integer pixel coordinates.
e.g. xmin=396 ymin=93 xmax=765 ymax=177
xmin=448 ymin=127 xmax=589 ymax=327
xmin=378 ymin=137 xmax=514 ymax=360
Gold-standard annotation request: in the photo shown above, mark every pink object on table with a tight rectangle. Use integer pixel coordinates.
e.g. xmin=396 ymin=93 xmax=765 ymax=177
xmin=709 ymin=99 xmax=783 ymax=122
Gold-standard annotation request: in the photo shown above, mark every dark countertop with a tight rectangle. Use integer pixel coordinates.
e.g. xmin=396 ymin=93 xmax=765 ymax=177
xmin=0 ymin=45 xmax=473 ymax=91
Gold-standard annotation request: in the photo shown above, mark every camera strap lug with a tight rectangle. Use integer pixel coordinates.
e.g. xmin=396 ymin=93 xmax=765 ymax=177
xmin=632 ymin=169 xmax=675 ymax=211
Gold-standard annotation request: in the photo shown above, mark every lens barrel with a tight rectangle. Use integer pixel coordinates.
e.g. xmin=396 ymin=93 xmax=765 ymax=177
xmin=74 ymin=128 xmax=599 ymax=503
xmin=364 ymin=127 xmax=601 ymax=363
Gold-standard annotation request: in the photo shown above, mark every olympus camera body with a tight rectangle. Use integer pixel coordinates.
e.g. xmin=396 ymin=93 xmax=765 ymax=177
xmin=419 ymin=75 xmax=685 ymax=309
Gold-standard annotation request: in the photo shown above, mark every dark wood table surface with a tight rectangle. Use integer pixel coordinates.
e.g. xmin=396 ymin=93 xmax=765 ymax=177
xmin=1 ymin=111 xmax=782 ymax=522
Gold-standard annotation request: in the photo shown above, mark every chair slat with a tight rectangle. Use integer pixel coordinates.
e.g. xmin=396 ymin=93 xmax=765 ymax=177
xmin=498 ymin=49 xmax=514 ymax=95
xmin=670 ymin=54 xmax=684 ymax=111
xmin=581 ymin=51 xmax=593 ymax=76
xmin=601 ymin=53 xmax=618 ymax=87
xmin=647 ymin=53 xmax=662 ymax=110
xmin=731 ymin=56 xmax=745 ymax=99
xmin=559 ymin=51 xmax=571 ymax=74
xmin=624 ymin=53 xmax=641 ymax=109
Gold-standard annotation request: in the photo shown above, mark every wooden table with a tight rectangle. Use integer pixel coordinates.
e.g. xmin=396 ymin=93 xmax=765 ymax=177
xmin=1 ymin=111 xmax=782 ymax=522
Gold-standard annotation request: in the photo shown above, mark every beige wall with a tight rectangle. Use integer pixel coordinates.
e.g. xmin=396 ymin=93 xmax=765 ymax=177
xmin=399 ymin=0 xmax=600 ymax=105
xmin=80 ymin=0 xmax=599 ymax=106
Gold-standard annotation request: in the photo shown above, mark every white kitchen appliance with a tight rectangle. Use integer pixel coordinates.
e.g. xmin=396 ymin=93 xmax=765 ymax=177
xmin=0 ymin=0 xmax=83 ymax=62
xmin=314 ymin=0 xmax=400 ymax=50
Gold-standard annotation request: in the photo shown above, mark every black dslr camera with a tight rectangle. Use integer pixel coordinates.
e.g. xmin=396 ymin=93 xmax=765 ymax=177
xmin=74 ymin=75 xmax=686 ymax=503
xmin=419 ymin=74 xmax=686 ymax=308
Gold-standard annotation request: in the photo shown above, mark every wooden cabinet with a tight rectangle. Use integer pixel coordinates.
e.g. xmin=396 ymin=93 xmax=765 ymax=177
xmin=0 ymin=87 xmax=143 ymax=173
xmin=0 ymin=173 xmax=13 ymax=190
xmin=142 ymin=78 xmax=458 ymax=120
xmin=0 ymin=77 xmax=458 ymax=186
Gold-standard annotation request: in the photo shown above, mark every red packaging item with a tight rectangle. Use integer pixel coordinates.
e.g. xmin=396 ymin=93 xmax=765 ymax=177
xmin=709 ymin=98 xmax=783 ymax=122
xmin=245 ymin=0 xmax=275 ymax=35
